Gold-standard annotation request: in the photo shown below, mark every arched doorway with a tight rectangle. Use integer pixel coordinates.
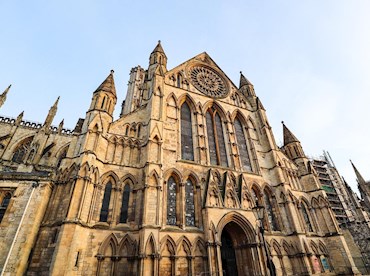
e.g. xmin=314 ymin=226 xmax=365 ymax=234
xmin=220 ymin=221 xmax=261 ymax=276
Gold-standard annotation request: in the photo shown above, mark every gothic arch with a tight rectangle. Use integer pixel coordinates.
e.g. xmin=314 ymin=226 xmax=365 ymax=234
xmin=202 ymin=100 xmax=228 ymax=120
xmin=216 ymin=211 xmax=256 ymax=242
xmin=98 ymin=233 xmax=119 ymax=255
xmin=100 ymin=171 xmax=120 ymax=186
xmin=120 ymin=173 xmax=137 ymax=186
xmin=177 ymin=93 xmax=197 ymax=110
xmin=163 ymin=168 xmax=182 ymax=183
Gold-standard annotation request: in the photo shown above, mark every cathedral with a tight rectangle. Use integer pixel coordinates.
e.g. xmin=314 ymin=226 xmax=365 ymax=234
xmin=0 ymin=42 xmax=363 ymax=275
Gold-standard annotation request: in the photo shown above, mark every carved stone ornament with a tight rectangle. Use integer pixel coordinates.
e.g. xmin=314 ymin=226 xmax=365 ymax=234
xmin=189 ymin=66 xmax=228 ymax=98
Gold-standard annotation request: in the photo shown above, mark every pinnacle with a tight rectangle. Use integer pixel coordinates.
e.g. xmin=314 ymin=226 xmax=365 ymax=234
xmin=350 ymin=160 xmax=366 ymax=184
xmin=282 ymin=122 xmax=300 ymax=145
xmin=239 ymin=71 xmax=253 ymax=88
xmin=151 ymin=40 xmax=166 ymax=57
xmin=94 ymin=70 xmax=116 ymax=97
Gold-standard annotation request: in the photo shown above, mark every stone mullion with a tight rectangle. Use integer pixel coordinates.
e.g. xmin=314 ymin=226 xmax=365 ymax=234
xmin=195 ymin=183 xmax=202 ymax=229
xmin=179 ymin=182 xmax=185 ymax=228
xmin=110 ymin=185 xmax=119 ymax=224
xmin=228 ymin=120 xmax=240 ymax=171
xmin=88 ymin=184 xmax=99 ymax=223
xmin=196 ymin=111 xmax=207 ymax=165
xmin=215 ymin=242 xmax=222 ymax=276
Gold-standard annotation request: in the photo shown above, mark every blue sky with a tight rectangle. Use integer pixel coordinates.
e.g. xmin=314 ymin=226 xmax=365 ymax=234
xmin=1 ymin=1 xmax=369 ymax=193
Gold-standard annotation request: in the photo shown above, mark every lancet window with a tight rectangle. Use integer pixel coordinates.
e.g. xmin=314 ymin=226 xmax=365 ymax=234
xmin=99 ymin=182 xmax=112 ymax=222
xmin=234 ymin=118 xmax=252 ymax=172
xmin=301 ymin=203 xmax=313 ymax=232
xmin=263 ymin=191 xmax=280 ymax=231
xmin=180 ymin=102 xmax=194 ymax=161
xmin=167 ymin=177 xmax=177 ymax=225
xmin=119 ymin=184 xmax=130 ymax=223
xmin=185 ymin=179 xmax=195 ymax=226
xmin=0 ymin=193 xmax=11 ymax=223
xmin=206 ymin=107 xmax=228 ymax=167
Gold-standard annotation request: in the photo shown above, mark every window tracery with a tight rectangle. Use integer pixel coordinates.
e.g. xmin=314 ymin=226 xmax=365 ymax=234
xmin=12 ymin=137 xmax=33 ymax=163
xmin=206 ymin=107 xmax=228 ymax=167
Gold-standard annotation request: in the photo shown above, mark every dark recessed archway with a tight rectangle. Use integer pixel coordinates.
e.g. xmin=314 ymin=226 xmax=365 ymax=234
xmin=220 ymin=220 xmax=261 ymax=276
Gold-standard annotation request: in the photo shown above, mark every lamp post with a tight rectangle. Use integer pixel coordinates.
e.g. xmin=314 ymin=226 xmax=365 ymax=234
xmin=252 ymin=203 xmax=276 ymax=276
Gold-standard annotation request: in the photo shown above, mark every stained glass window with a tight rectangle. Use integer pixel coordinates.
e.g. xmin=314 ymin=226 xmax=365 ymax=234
xmin=206 ymin=112 xmax=217 ymax=165
xmin=185 ymin=179 xmax=195 ymax=226
xmin=181 ymin=102 xmax=194 ymax=161
xmin=167 ymin=177 xmax=177 ymax=225
xmin=99 ymin=182 xmax=112 ymax=222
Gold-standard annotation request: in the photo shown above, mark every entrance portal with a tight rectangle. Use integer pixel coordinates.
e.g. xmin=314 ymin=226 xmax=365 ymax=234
xmin=221 ymin=230 xmax=238 ymax=276
xmin=220 ymin=221 xmax=260 ymax=276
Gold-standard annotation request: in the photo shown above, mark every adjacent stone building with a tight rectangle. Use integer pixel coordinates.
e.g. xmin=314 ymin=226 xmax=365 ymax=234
xmin=0 ymin=42 xmax=363 ymax=275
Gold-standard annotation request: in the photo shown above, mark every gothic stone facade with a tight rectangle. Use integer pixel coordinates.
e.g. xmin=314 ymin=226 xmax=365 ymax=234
xmin=0 ymin=42 xmax=361 ymax=275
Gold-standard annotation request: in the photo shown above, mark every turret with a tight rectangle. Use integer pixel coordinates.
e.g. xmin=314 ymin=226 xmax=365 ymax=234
xmin=0 ymin=84 xmax=11 ymax=108
xmin=281 ymin=122 xmax=321 ymax=191
xmin=88 ymin=70 xmax=117 ymax=116
xmin=239 ymin=72 xmax=255 ymax=97
xmin=282 ymin=122 xmax=306 ymax=160
xmin=148 ymin=40 xmax=167 ymax=79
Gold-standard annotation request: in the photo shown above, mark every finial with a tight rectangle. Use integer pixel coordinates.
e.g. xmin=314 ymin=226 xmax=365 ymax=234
xmin=240 ymin=71 xmax=242 ymax=75
xmin=110 ymin=69 xmax=114 ymax=74
xmin=281 ymin=121 xmax=284 ymax=125
xmin=158 ymin=40 xmax=161 ymax=44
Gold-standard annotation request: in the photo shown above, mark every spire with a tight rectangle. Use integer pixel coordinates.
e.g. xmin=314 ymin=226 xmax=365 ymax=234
xmin=151 ymin=40 xmax=166 ymax=57
xmin=0 ymin=84 xmax=11 ymax=108
xmin=43 ymin=97 xmax=60 ymax=128
xmin=94 ymin=70 xmax=116 ymax=97
xmin=350 ymin=160 xmax=366 ymax=184
xmin=282 ymin=121 xmax=300 ymax=145
xmin=239 ymin=72 xmax=253 ymax=88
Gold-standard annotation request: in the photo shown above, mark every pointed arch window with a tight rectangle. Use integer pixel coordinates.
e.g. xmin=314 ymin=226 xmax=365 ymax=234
xmin=99 ymin=182 xmax=112 ymax=222
xmin=177 ymin=74 xmax=183 ymax=88
xmin=12 ymin=137 xmax=33 ymax=163
xmin=167 ymin=177 xmax=177 ymax=225
xmin=185 ymin=179 xmax=195 ymax=226
xmin=234 ymin=118 xmax=252 ymax=172
xmin=181 ymin=102 xmax=194 ymax=161
xmin=0 ymin=193 xmax=11 ymax=223
xmin=264 ymin=191 xmax=280 ymax=231
xmin=301 ymin=203 xmax=313 ymax=232
xmin=119 ymin=184 xmax=130 ymax=223
xmin=206 ymin=107 xmax=228 ymax=167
